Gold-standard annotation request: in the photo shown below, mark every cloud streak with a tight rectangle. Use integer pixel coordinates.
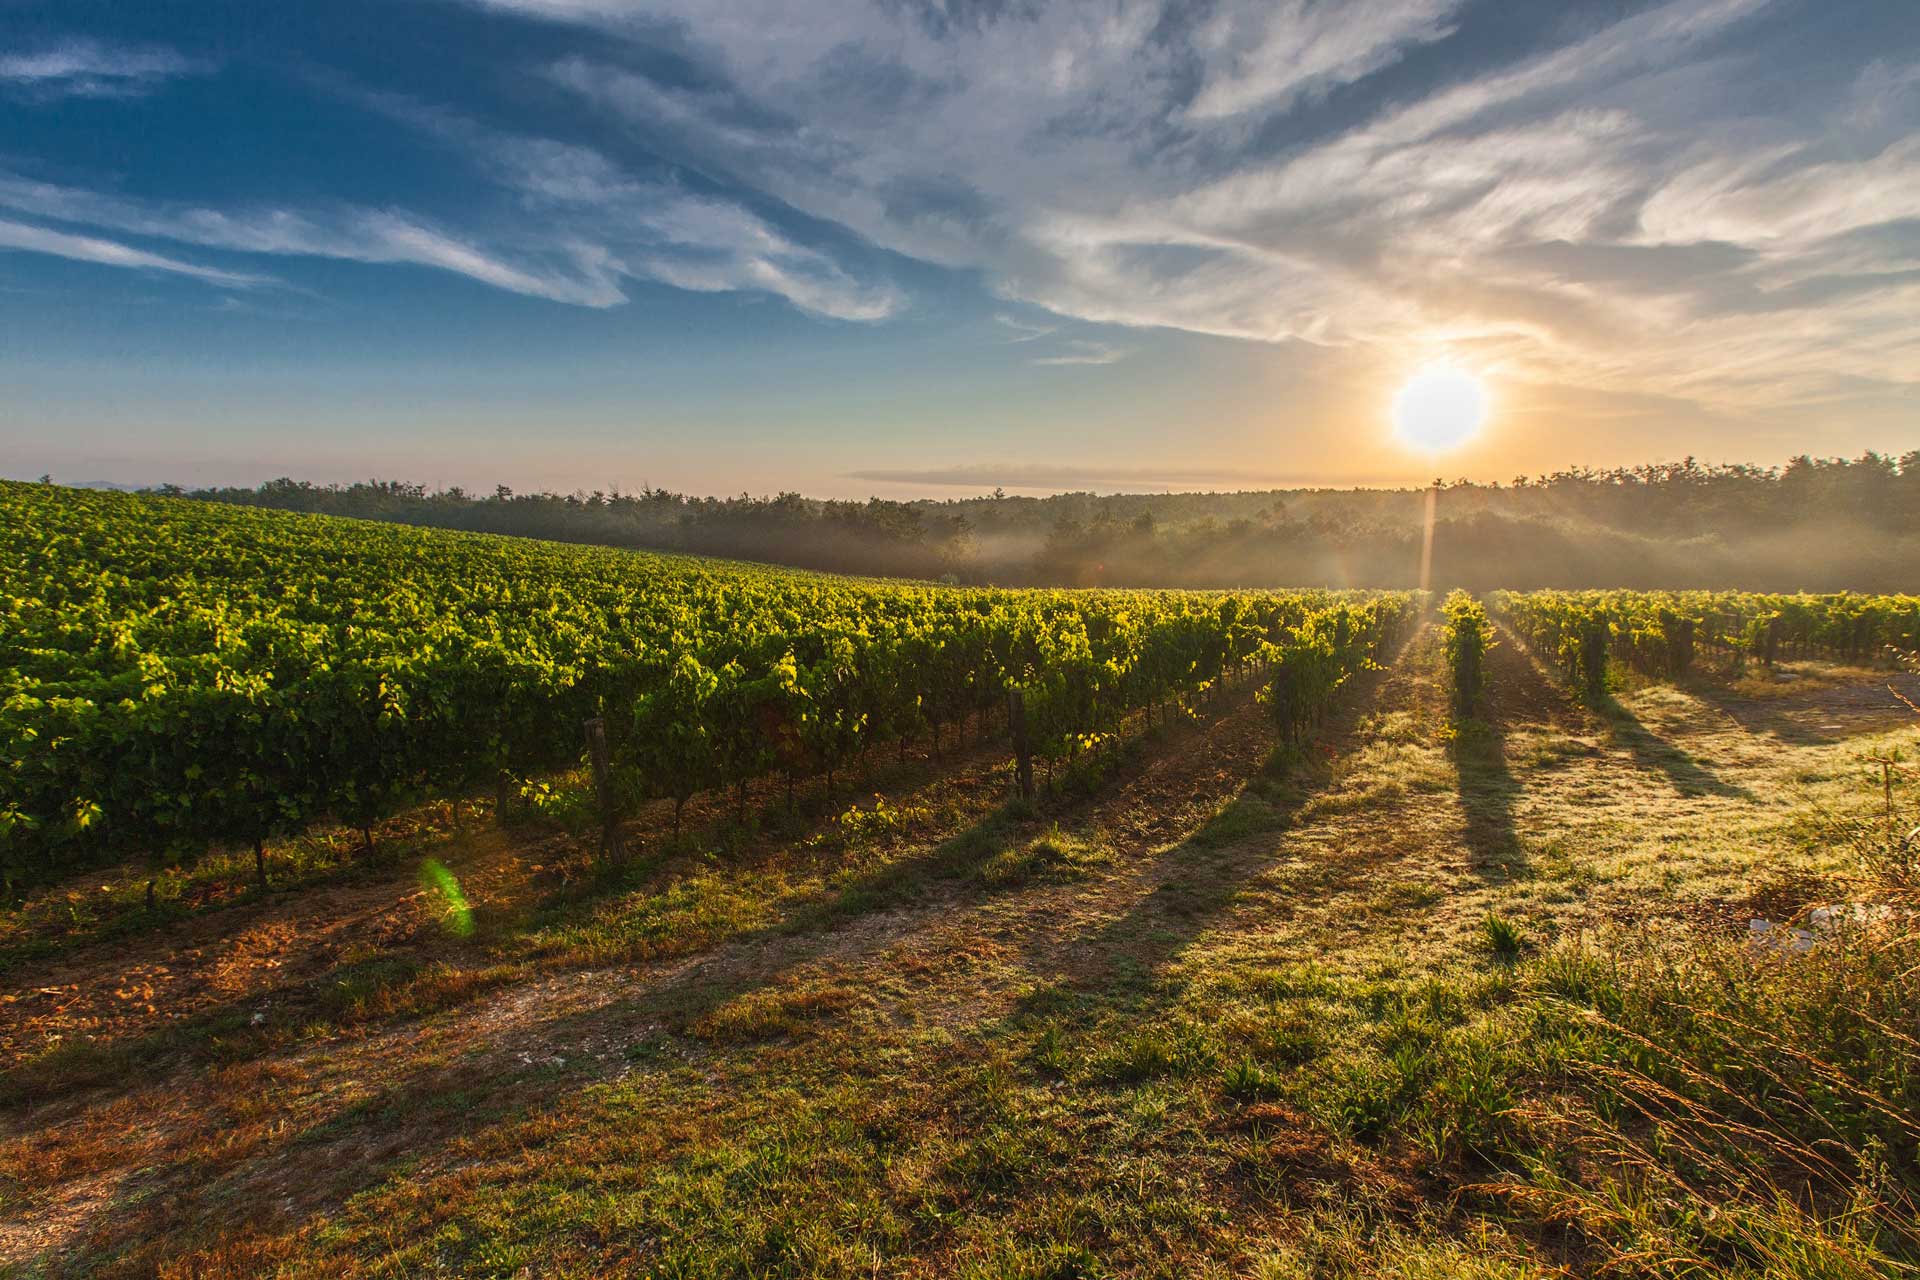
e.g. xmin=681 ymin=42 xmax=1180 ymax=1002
xmin=0 ymin=218 xmax=265 ymax=286
xmin=0 ymin=159 xmax=899 ymax=318
xmin=358 ymin=92 xmax=902 ymax=319
xmin=0 ymin=39 xmax=205 ymax=99
xmin=0 ymin=173 xmax=624 ymax=305
xmin=993 ymin=314 xmax=1056 ymax=343
xmin=5 ymin=0 xmax=1914 ymax=428
xmin=1030 ymin=339 xmax=1127 ymax=366
xmin=0 ymin=77 xmax=901 ymax=318
xmin=1184 ymin=0 xmax=1461 ymax=120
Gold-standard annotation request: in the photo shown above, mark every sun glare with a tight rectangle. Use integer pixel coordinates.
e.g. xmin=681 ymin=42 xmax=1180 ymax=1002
xmin=1392 ymin=365 xmax=1487 ymax=454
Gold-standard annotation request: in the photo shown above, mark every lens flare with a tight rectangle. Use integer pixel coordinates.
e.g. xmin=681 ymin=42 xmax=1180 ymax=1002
xmin=419 ymin=858 xmax=474 ymax=937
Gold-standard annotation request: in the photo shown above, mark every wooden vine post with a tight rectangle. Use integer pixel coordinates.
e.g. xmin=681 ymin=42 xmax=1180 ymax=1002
xmin=583 ymin=717 xmax=626 ymax=864
xmin=1007 ymin=689 xmax=1035 ymax=802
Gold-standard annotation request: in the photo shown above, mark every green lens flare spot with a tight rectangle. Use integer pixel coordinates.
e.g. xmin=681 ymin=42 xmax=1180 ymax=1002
xmin=419 ymin=857 xmax=474 ymax=937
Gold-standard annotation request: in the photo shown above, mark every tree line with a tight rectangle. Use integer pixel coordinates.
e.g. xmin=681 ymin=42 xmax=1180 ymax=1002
xmin=151 ymin=451 xmax=1920 ymax=592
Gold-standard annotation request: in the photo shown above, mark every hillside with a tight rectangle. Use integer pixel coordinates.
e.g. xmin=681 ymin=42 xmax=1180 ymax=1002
xmin=2 ymin=507 xmax=1917 ymax=1273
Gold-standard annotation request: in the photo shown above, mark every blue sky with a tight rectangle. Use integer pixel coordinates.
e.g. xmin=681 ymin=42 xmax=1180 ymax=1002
xmin=1 ymin=0 xmax=1915 ymax=496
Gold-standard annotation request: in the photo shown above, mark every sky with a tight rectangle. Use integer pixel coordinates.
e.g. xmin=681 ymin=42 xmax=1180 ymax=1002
xmin=1 ymin=0 xmax=1915 ymax=498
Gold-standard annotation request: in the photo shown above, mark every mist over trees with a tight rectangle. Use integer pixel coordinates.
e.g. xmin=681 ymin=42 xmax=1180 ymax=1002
xmin=164 ymin=481 xmax=973 ymax=580
xmin=163 ymin=452 xmax=1920 ymax=591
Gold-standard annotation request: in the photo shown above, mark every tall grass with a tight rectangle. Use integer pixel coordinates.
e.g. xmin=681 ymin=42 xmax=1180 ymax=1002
xmin=1506 ymin=919 xmax=1920 ymax=1276
xmin=1478 ymin=910 xmax=1525 ymax=959
xmin=1307 ymin=919 xmax=1920 ymax=1276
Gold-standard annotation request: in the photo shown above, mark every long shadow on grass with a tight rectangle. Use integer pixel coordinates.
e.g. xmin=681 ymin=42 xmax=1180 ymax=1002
xmin=0 ymin=781 xmax=1041 ymax=1270
xmin=1003 ymin=629 xmax=1427 ymax=1010
xmin=1451 ymin=723 xmax=1523 ymax=877
xmin=0 ymin=716 xmax=1035 ymax=1107
xmin=164 ymin=677 xmax=1371 ymax=1273
xmin=101 ymin=645 xmax=1443 ymax=1275
xmin=1447 ymin=631 xmax=1577 ymax=878
xmin=1491 ymin=620 xmax=1751 ymax=801
xmin=1681 ymin=670 xmax=1920 ymax=749
xmin=1602 ymin=699 xmax=1753 ymax=799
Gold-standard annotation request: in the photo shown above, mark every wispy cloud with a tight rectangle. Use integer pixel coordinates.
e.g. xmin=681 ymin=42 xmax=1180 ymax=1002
xmin=995 ymin=314 xmax=1125 ymax=365
xmin=0 ymin=157 xmax=897 ymax=316
xmin=0 ymin=73 xmax=900 ymax=318
xmin=0 ymin=38 xmax=205 ymax=100
xmin=1030 ymin=339 xmax=1126 ymax=366
xmin=0 ymin=218 xmax=265 ymax=286
xmin=994 ymin=314 xmax=1056 ymax=343
xmin=0 ymin=173 xmax=624 ymax=305
xmin=1184 ymin=0 xmax=1461 ymax=120
xmin=353 ymin=91 xmax=902 ymax=320
xmin=354 ymin=212 xmax=627 ymax=306
xmin=6 ymin=0 xmax=1913 ymax=421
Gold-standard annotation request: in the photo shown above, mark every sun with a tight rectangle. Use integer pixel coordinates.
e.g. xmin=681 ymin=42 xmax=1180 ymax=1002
xmin=1392 ymin=364 xmax=1487 ymax=453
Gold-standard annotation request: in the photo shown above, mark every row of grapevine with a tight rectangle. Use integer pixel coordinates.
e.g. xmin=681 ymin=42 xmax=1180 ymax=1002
xmin=1490 ymin=589 xmax=1920 ymax=697
xmin=0 ymin=482 xmax=1414 ymax=894
xmin=1261 ymin=598 xmax=1412 ymax=746
xmin=1491 ymin=592 xmax=1610 ymax=698
xmin=1442 ymin=591 xmax=1493 ymax=715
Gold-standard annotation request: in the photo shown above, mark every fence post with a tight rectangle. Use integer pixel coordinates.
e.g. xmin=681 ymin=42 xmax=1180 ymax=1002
xmin=583 ymin=717 xmax=625 ymax=864
xmin=1007 ymin=690 xmax=1034 ymax=802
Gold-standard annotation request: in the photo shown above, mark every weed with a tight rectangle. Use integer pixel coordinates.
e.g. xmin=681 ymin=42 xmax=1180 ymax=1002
xmin=1091 ymin=1020 xmax=1222 ymax=1084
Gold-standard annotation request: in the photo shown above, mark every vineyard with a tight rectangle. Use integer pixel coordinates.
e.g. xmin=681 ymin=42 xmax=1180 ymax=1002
xmin=4 ymin=482 xmax=1920 ymax=1278
xmin=0 ymin=481 xmax=1415 ymax=897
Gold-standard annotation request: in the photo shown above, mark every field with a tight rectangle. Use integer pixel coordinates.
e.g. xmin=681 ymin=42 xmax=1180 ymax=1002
xmin=3 ymin=486 xmax=1918 ymax=1278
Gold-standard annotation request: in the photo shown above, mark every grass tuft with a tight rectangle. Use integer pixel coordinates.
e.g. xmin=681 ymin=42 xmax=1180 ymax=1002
xmin=1478 ymin=911 xmax=1526 ymax=960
